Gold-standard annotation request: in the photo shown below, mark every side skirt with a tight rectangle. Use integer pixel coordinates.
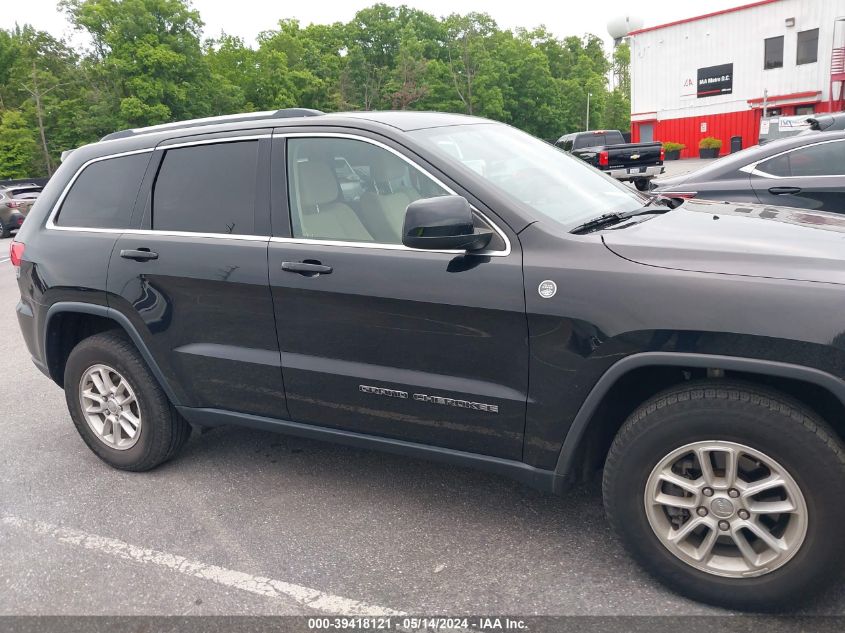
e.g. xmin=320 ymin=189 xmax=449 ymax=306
xmin=177 ymin=406 xmax=565 ymax=494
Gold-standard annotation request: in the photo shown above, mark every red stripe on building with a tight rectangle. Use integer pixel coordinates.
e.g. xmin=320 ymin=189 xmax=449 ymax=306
xmin=628 ymin=0 xmax=780 ymax=36
xmin=630 ymin=101 xmax=834 ymax=159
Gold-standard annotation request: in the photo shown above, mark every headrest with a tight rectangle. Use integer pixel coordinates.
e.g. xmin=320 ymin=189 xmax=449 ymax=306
xmin=371 ymin=153 xmax=407 ymax=183
xmin=298 ymin=160 xmax=339 ymax=208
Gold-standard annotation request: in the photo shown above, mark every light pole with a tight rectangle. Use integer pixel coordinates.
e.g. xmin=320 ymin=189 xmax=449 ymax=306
xmin=585 ymin=92 xmax=592 ymax=131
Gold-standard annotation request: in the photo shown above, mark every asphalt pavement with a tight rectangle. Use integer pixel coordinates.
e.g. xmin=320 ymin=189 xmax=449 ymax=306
xmin=1 ymin=222 xmax=843 ymax=618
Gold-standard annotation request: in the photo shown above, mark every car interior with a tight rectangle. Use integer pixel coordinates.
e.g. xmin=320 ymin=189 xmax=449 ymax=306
xmin=287 ymin=138 xmax=448 ymax=244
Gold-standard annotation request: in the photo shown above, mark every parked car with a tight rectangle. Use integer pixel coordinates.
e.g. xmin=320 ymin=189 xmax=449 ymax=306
xmin=556 ymin=129 xmax=664 ymax=191
xmin=13 ymin=109 xmax=845 ymax=611
xmin=0 ymin=184 xmax=41 ymax=238
xmin=652 ymin=130 xmax=845 ymax=212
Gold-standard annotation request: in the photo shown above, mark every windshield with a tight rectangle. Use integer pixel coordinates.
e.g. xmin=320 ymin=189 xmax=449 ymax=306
xmin=410 ymin=123 xmax=645 ymax=229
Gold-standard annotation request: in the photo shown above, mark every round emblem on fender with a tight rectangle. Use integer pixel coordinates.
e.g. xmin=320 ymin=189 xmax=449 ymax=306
xmin=538 ymin=280 xmax=557 ymax=299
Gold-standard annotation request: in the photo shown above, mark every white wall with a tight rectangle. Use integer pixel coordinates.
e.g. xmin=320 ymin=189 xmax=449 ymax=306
xmin=630 ymin=0 xmax=845 ymax=120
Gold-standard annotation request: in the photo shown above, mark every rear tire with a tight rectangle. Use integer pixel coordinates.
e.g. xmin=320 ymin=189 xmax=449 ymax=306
xmin=634 ymin=178 xmax=651 ymax=191
xmin=64 ymin=331 xmax=190 ymax=471
xmin=603 ymin=381 xmax=845 ymax=611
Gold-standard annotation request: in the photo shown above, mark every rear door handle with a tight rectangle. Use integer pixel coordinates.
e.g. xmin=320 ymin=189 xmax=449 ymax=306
xmin=768 ymin=186 xmax=802 ymax=195
xmin=120 ymin=248 xmax=158 ymax=261
xmin=281 ymin=261 xmax=333 ymax=276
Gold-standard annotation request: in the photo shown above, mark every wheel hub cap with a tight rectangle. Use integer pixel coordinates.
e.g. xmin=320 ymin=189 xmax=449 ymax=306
xmin=78 ymin=364 xmax=142 ymax=451
xmin=644 ymin=440 xmax=808 ymax=578
xmin=710 ymin=497 xmax=736 ymax=519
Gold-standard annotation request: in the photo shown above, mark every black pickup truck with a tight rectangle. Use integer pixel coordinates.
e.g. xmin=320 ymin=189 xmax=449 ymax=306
xmin=557 ymin=129 xmax=664 ymax=191
xmin=13 ymin=110 xmax=845 ymax=612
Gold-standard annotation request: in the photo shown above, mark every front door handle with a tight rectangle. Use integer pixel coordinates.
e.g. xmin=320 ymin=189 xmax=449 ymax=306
xmin=281 ymin=260 xmax=333 ymax=276
xmin=120 ymin=248 xmax=158 ymax=261
xmin=768 ymin=186 xmax=802 ymax=195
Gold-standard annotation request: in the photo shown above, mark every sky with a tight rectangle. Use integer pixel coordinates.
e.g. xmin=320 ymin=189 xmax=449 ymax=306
xmin=3 ymin=0 xmax=742 ymax=50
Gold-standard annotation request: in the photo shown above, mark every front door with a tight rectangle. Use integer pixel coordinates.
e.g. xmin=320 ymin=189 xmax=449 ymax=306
xmin=267 ymin=132 xmax=528 ymax=459
xmin=750 ymin=137 xmax=845 ymax=212
xmin=107 ymin=133 xmax=287 ymax=418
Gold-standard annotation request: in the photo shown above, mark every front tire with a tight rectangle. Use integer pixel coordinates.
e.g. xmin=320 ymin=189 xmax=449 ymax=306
xmin=603 ymin=381 xmax=845 ymax=610
xmin=0 ymin=219 xmax=9 ymax=239
xmin=64 ymin=331 xmax=190 ymax=471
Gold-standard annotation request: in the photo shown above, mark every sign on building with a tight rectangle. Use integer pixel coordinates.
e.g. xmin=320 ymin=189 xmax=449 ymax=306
xmin=697 ymin=63 xmax=733 ymax=98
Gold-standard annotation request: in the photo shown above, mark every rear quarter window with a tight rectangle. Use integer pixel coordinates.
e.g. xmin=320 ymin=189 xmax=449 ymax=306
xmin=54 ymin=153 xmax=150 ymax=229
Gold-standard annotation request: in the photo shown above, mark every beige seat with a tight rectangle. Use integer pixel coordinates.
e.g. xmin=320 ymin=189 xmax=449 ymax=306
xmin=295 ymin=160 xmax=373 ymax=242
xmin=359 ymin=153 xmax=421 ymax=243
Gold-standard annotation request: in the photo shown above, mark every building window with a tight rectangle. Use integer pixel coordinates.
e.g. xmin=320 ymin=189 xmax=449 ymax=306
xmin=797 ymin=28 xmax=819 ymax=65
xmin=764 ymin=36 xmax=784 ymax=69
xmin=795 ymin=105 xmax=815 ymax=115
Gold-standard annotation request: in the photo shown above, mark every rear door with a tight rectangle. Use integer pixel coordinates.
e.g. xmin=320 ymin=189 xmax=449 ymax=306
xmin=267 ymin=130 xmax=528 ymax=459
xmin=750 ymin=138 xmax=845 ymax=212
xmin=107 ymin=131 xmax=287 ymax=417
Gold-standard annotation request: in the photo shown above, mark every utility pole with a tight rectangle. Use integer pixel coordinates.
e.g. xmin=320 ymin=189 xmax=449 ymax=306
xmin=585 ymin=92 xmax=592 ymax=131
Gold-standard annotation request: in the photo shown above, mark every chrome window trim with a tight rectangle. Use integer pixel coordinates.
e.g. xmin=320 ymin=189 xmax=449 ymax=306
xmin=739 ymin=137 xmax=845 ymax=179
xmin=276 ymin=131 xmax=512 ymax=257
xmin=45 ymin=132 xmax=513 ymax=257
xmin=46 ymin=135 xmax=270 ymax=233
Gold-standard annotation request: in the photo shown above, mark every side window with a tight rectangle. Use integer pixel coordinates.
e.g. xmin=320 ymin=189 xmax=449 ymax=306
xmin=152 ymin=141 xmax=259 ymax=235
xmin=797 ymin=28 xmax=818 ymax=65
xmin=759 ymin=141 xmax=845 ymax=177
xmin=757 ymin=152 xmax=791 ymax=177
xmin=764 ymin=36 xmax=784 ymax=69
xmin=286 ymin=137 xmax=449 ymax=244
xmin=55 ymin=153 xmax=149 ymax=228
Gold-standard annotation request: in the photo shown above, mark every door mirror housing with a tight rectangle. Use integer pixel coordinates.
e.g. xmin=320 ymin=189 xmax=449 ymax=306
xmin=402 ymin=195 xmax=493 ymax=252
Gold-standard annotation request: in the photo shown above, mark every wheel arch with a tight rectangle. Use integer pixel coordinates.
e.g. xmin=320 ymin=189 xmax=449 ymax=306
xmin=553 ymin=352 xmax=845 ymax=493
xmin=44 ymin=302 xmax=182 ymax=405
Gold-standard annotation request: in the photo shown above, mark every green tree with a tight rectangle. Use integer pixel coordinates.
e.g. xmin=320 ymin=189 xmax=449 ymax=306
xmin=0 ymin=110 xmax=39 ymax=178
xmin=60 ymin=0 xmax=215 ymax=127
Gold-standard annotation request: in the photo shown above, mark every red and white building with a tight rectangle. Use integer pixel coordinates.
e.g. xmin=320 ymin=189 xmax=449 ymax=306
xmin=628 ymin=0 xmax=845 ymax=157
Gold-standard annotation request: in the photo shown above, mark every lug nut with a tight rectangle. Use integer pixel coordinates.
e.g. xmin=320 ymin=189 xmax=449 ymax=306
xmin=718 ymin=520 xmax=730 ymax=531
xmin=738 ymin=509 xmax=750 ymax=520
xmin=702 ymin=487 xmax=714 ymax=497
xmin=728 ymin=489 xmax=740 ymax=498
xmin=696 ymin=507 xmax=708 ymax=517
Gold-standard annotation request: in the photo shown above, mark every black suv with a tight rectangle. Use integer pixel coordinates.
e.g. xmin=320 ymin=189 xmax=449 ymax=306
xmin=12 ymin=110 xmax=845 ymax=611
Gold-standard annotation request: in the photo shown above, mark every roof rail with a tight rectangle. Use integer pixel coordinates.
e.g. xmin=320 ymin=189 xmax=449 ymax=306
xmin=100 ymin=108 xmax=324 ymax=142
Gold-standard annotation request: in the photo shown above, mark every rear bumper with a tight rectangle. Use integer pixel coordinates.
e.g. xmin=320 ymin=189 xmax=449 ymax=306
xmin=607 ymin=165 xmax=664 ymax=181
xmin=16 ymin=299 xmax=49 ymax=379
xmin=2 ymin=212 xmax=25 ymax=229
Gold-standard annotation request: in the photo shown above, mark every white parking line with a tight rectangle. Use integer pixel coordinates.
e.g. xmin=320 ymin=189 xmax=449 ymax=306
xmin=1 ymin=514 xmax=405 ymax=617
xmin=0 ymin=258 xmax=9 ymax=263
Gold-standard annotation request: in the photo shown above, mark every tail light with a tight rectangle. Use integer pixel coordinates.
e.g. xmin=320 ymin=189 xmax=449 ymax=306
xmin=598 ymin=150 xmax=609 ymax=166
xmin=659 ymin=147 xmax=665 ymax=161
xmin=9 ymin=241 xmax=24 ymax=267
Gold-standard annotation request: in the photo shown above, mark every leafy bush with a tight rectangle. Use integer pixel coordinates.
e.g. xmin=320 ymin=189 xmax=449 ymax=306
xmin=698 ymin=137 xmax=723 ymax=149
xmin=662 ymin=141 xmax=686 ymax=151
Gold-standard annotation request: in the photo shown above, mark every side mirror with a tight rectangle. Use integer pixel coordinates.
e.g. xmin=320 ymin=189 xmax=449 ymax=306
xmin=402 ymin=195 xmax=493 ymax=252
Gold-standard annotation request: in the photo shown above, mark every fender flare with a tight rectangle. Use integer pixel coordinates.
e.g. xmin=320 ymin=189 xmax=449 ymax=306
xmin=553 ymin=351 xmax=845 ymax=486
xmin=44 ymin=301 xmax=181 ymax=405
